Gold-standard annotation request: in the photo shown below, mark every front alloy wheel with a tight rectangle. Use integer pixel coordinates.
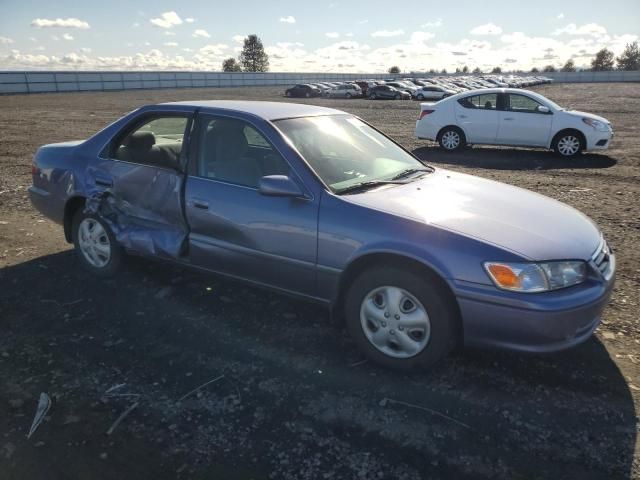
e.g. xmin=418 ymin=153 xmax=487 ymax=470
xmin=345 ymin=266 xmax=457 ymax=370
xmin=555 ymin=134 xmax=581 ymax=156
xmin=360 ymin=286 xmax=431 ymax=358
xmin=72 ymin=211 xmax=122 ymax=276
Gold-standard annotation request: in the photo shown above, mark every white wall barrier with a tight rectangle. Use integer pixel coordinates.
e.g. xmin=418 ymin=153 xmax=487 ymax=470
xmin=0 ymin=70 xmax=638 ymax=94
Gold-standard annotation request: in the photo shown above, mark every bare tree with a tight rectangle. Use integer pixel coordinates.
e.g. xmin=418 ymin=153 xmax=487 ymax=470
xmin=591 ymin=48 xmax=615 ymax=71
xmin=239 ymin=34 xmax=269 ymax=72
xmin=616 ymin=41 xmax=640 ymax=71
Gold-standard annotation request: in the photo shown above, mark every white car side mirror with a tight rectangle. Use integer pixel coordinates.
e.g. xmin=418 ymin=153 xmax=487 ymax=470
xmin=537 ymin=105 xmax=550 ymax=114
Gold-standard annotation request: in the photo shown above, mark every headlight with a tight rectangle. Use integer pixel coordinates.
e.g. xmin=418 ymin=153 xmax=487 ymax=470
xmin=582 ymin=118 xmax=609 ymax=132
xmin=484 ymin=261 xmax=587 ymax=293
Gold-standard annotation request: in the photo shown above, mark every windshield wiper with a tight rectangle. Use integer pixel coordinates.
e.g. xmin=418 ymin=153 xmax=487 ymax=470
xmin=390 ymin=167 xmax=432 ymax=181
xmin=336 ymin=180 xmax=408 ymax=195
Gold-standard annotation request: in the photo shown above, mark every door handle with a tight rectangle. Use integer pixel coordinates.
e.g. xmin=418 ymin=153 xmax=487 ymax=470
xmin=503 ymin=117 xmax=514 ymax=121
xmin=189 ymin=198 xmax=209 ymax=210
xmin=94 ymin=177 xmax=113 ymax=188
xmin=459 ymin=115 xmax=467 ymax=119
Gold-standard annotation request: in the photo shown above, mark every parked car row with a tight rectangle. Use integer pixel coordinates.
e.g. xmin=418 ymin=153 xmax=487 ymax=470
xmin=284 ymin=75 xmax=553 ymax=101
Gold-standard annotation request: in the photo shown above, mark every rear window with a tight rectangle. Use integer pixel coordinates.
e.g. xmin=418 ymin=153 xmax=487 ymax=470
xmin=458 ymin=94 xmax=498 ymax=110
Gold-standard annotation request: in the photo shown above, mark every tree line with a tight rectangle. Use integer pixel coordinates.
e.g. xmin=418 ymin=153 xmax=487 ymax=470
xmin=388 ymin=42 xmax=639 ymax=75
xmin=224 ymin=36 xmax=639 ymax=75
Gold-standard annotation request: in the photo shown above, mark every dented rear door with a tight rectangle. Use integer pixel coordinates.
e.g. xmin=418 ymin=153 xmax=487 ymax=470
xmin=85 ymin=108 xmax=194 ymax=259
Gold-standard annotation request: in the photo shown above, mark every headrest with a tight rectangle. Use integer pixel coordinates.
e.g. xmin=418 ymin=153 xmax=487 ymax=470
xmin=124 ymin=131 xmax=155 ymax=150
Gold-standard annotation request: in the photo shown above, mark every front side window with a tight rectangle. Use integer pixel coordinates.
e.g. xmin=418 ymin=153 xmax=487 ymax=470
xmin=196 ymin=116 xmax=289 ymax=188
xmin=507 ymin=94 xmax=545 ymax=113
xmin=274 ymin=115 xmax=427 ymax=193
xmin=113 ymin=116 xmax=188 ymax=168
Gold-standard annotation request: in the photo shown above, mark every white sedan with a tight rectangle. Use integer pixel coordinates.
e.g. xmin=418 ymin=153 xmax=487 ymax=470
xmin=415 ymin=88 xmax=613 ymax=156
xmin=414 ymin=85 xmax=456 ymax=101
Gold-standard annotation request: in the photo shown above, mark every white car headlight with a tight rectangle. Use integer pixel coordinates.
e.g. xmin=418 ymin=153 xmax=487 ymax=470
xmin=582 ymin=118 xmax=609 ymax=132
xmin=484 ymin=261 xmax=587 ymax=293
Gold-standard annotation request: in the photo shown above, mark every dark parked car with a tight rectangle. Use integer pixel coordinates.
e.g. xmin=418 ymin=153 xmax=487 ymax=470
xmin=368 ymin=85 xmax=411 ymax=100
xmin=29 ymin=101 xmax=615 ymax=370
xmin=285 ymin=84 xmax=321 ymax=98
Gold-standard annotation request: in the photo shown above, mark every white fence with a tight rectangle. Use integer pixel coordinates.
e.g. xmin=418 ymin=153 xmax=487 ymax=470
xmin=0 ymin=70 xmax=638 ymax=94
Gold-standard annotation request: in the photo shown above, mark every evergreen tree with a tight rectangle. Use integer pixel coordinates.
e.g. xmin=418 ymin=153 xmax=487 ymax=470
xmin=239 ymin=34 xmax=269 ymax=72
xmin=591 ymin=48 xmax=615 ymax=71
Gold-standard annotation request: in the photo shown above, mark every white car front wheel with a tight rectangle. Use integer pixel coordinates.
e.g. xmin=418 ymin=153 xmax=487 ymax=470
xmin=553 ymin=132 xmax=583 ymax=157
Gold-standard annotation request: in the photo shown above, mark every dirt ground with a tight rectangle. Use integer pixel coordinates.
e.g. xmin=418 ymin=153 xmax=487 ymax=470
xmin=1 ymin=82 xmax=639 ymax=479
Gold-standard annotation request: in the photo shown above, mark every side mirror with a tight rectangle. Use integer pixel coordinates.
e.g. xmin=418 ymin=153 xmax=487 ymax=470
xmin=258 ymin=175 xmax=304 ymax=198
xmin=537 ymin=105 xmax=550 ymax=114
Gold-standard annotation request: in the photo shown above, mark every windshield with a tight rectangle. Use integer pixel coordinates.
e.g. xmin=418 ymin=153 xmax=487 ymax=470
xmin=274 ymin=115 xmax=429 ymax=193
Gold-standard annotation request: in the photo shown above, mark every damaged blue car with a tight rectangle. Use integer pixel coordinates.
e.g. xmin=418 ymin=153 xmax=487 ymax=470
xmin=29 ymin=100 xmax=615 ymax=370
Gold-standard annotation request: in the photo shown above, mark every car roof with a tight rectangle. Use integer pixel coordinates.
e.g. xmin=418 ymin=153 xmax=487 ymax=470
xmin=445 ymin=87 xmax=547 ymax=100
xmin=161 ymin=100 xmax=345 ymax=120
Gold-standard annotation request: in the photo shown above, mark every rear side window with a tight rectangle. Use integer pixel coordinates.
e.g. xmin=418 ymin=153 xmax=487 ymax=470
xmin=458 ymin=94 xmax=498 ymax=110
xmin=112 ymin=115 xmax=189 ymax=168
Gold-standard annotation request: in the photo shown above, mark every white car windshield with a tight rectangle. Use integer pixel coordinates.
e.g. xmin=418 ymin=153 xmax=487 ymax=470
xmin=275 ymin=115 xmax=430 ymax=193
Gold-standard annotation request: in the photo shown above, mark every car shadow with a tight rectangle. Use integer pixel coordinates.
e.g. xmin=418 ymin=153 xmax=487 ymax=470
xmin=0 ymin=251 xmax=636 ymax=479
xmin=412 ymin=145 xmax=618 ymax=170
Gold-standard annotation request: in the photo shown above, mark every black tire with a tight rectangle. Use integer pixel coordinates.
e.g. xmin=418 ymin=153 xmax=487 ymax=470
xmin=72 ymin=210 xmax=123 ymax=277
xmin=552 ymin=130 xmax=583 ymax=157
xmin=438 ymin=126 xmax=466 ymax=152
xmin=346 ymin=92 xmax=352 ymax=99
xmin=417 ymin=94 xmax=424 ymax=100
xmin=285 ymin=91 xmax=291 ymax=97
xmin=344 ymin=266 xmax=457 ymax=370
xmin=394 ymin=93 xmax=401 ymax=100
xmin=305 ymin=92 xmax=310 ymax=98
xmin=369 ymin=93 xmax=376 ymax=100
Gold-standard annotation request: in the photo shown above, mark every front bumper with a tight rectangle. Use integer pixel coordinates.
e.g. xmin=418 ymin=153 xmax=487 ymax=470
xmin=455 ymin=258 xmax=615 ymax=353
xmin=586 ymin=129 xmax=613 ymax=150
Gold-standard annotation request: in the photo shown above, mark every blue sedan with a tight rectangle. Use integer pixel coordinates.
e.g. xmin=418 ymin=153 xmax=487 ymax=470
xmin=29 ymin=101 xmax=615 ymax=369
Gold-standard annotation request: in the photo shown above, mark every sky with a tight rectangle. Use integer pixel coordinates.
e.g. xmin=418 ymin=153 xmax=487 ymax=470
xmin=0 ymin=0 xmax=639 ymax=72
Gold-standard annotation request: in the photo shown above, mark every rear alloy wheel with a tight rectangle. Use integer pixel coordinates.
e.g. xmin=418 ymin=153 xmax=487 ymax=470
xmin=305 ymin=92 xmax=311 ymax=98
xmin=554 ymin=133 xmax=582 ymax=157
xmin=417 ymin=94 xmax=424 ymax=100
xmin=72 ymin=211 xmax=122 ymax=276
xmin=439 ymin=127 xmax=465 ymax=151
xmin=345 ymin=266 xmax=456 ymax=370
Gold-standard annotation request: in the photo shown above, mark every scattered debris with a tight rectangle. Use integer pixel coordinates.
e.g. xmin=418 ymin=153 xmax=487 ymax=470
xmin=106 ymin=401 xmax=139 ymax=436
xmin=602 ymin=331 xmax=616 ymax=340
xmin=178 ymin=374 xmax=225 ymax=402
xmin=27 ymin=392 xmax=52 ymax=439
xmin=154 ymin=286 xmax=174 ymax=299
xmin=349 ymin=359 xmax=368 ymax=368
xmin=379 ymin=397 xmax=472 ymax=430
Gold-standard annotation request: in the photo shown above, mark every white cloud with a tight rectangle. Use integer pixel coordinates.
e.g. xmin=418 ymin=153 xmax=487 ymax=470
xmin=185 ymin=17 xmax=195 ymax=23
xmin=325 ymin=32 xmax=340 ymax=38
xmin=80 ymin=47 xmax=91 ymax=53
xmin=470 ymin=23 xmax=503 ymax=35
xmin=150 ymin=11 xmax=183 ymax=29
xmin=345 ymin=32 xmax=354 ymax=37
xmin=422 ymin=18 xmax=443 ymax=28
xmin=553 ymin=23 xmax=607 ymax=37
xmin=232 ymin=35 xmax=245 ymax=44
xmin=62 ymin=33 xmax=74 ymax=41
xmin=199 ymin=43 xmax=228 ymax=56
xmin=164 ymin=31 xmax=176 ymax=36
xmin=164 ymin=42 xmax=178 ymax=47
xmin=144 ymin=41 xmax=151 ymax=46
xmin=410 ymin=31 xmax=435 ymax=44
xmin=357 ymin=19 xmax=368 ymax=24
xmin=30 ymin=18 xmax=90 ymax=29
xmin=557 ymin=13 xmax=565 ymax=19
xmin=0 ymin=36 xmax=14 ymax=45
xmin=193 ymin=29 xmax=210 ymax=38
xmin=371 ymin=29 xmax=404 ymax=38
xmin=279 ymin=16 xmax=296 ymax=23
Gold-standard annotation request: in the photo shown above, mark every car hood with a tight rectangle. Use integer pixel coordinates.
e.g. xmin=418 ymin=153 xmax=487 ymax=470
xmin=565 ymin=110 xmax=611 ymax=124
xmin=343 ymin=169 xmax=601 ymax=261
